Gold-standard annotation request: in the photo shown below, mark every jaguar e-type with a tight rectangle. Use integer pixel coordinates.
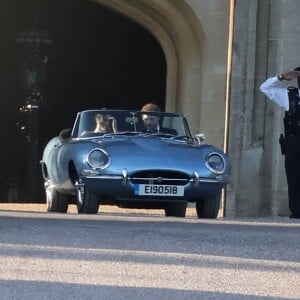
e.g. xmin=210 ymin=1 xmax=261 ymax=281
xmin=40 ymin=109 xmax=230 ymax=218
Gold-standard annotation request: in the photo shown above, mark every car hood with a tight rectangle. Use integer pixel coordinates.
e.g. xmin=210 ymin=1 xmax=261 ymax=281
xmin=86 ymin=135 xmax=224 ymax=174
xmin=97 ymin=135 xmax=197 ymax=153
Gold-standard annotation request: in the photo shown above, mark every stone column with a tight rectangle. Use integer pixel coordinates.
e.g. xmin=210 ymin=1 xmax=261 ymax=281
xmin=226 ymin=0 xmax=271 ymax=217
xmin=227 ymin=0 xmax=300 ymax=217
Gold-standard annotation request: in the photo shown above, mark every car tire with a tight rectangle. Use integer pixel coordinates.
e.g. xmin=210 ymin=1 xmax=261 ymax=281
xmin=46 ymin=187 xmax=69 ymax=213
xmin=77 ymin=187 xmax=99 ymax=214
xmin=165 ymin=202 xmax=187 ymax=217
xmin=196 ymin=193 xmax=221 ymax=219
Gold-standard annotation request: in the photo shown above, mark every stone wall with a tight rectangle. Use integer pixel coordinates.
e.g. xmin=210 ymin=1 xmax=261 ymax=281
xmin=226 ymin=0 xmax=300 ymax=217
xmin=94 ymin=0 xmax=300 ymax=217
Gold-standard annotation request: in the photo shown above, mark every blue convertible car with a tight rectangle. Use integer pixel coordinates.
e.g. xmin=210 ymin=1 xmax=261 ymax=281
xmin=41 ymin=109 xmax=230 ymax=218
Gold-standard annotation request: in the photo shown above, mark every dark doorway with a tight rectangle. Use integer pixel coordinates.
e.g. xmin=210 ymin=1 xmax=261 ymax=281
xmin=0 ymin=0 xmax=166 ymax=202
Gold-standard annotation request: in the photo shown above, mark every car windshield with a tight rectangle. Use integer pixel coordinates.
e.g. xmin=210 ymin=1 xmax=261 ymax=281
xmin=71 ymin=109 xmax=192 ymax=139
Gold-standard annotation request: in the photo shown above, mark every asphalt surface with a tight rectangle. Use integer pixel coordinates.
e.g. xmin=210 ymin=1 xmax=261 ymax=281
xmin=0 ymin=204 xmax=299 ymax=300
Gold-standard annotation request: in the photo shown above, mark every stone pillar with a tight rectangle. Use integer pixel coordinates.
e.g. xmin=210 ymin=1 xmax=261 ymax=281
xmin=227 ymin=0 xmax=300 ymax=217
xmin=226 ymin=0 xmax=262 ymax=217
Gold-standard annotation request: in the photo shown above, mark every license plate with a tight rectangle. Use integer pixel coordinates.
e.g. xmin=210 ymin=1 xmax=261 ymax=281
xmin=134 ymin=184 xmax=184 ymax=196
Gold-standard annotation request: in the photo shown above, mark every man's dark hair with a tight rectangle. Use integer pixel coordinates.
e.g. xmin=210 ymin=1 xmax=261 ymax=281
xmin=141 ymin=103 xmax=161 ymax=112
xmin=294 ymin=66 xmax=300 ymax=88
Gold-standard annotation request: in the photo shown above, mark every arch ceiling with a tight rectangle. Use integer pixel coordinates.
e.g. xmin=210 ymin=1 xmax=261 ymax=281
xmin=95 ymin=0 xmax=203 ymax=123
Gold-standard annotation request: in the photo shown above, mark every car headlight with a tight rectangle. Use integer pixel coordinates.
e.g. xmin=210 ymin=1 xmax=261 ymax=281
xmin=87 ymin=148 xmax=110 ymax=169
xmin=205 ymin=152 xmax=225 ymax=174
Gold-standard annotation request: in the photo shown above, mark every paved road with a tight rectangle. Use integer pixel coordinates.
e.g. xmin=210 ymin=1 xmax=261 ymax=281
xmin=0 ymin=204 xmax=299 ymax=300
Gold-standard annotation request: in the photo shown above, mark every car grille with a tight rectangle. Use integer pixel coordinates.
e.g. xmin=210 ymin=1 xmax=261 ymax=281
xmin=131 ymin=170 xmax=190 ymax=185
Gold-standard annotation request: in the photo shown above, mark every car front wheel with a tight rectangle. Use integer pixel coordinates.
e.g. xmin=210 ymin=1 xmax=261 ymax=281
xmin=196 ymin=193 xmax=221 ymax=219
xmin=46 ymin=187 xmax=69 ymax=213
xmin=165 ymin=202 xmax=187 ymax=217
xmin=76 ymin=183 xmax=99 ymax=214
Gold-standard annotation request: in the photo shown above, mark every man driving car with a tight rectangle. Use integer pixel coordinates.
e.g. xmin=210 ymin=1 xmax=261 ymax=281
xmin=140 ymin=103 xmax=177 ymax=135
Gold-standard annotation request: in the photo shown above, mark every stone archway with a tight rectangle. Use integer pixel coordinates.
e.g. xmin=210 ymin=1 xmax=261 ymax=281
xmin=93 ymin=0 xmax=231 ymax=217
xmin=95 ymin=0 xmax=203 ymax=133
xmin=0 ymin=0 xmax=231 ymax=206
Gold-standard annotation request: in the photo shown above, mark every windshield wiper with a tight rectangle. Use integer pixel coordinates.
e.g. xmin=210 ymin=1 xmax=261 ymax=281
xmin=170 ymin=135 xmax=192 ymax=141
xmin=138 ymin=132 xmax=176 ymax=137
xmin=105 ymin=131 xmax=144 ymax=136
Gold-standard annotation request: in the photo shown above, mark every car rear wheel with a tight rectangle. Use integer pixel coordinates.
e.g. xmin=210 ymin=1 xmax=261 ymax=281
xmin=46 ymin=187 xmax=69 ymax=213
xmin=196 ymin=193 xmax=221 ymax=219
xmin=164 ymin=202 xmax=187 ymax=217
xmin=76 ymin=184 xmax=99 ymax=214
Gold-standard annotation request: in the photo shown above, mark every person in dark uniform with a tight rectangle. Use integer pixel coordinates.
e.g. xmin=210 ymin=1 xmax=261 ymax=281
xmin=260 ymin=67 xmax=300 ymax=219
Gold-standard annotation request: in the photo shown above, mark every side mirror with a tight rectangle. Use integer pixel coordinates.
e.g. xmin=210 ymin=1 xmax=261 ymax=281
xmin=59 ymin=128 xmax=72 ymax=142
xmin=194 ymin=133 xmax=205 ymax=144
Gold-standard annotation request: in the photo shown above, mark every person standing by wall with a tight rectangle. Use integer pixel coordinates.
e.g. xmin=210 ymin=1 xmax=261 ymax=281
xmin=260 ymin=67 xmax=300 ymax=219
